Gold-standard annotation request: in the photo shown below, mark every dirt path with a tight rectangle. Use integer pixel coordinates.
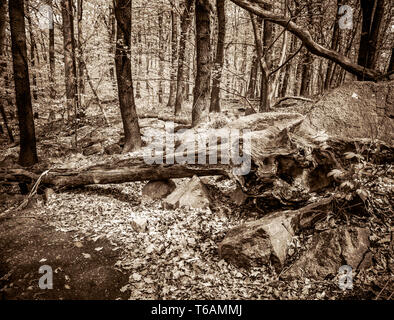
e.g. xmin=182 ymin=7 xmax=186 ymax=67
xmin=0 ymin=214 xmax=129 ymax=300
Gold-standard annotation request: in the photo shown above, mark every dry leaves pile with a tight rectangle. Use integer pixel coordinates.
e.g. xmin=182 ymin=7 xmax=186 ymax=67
xmin=26 ymin=178 xmax=372 ymax=300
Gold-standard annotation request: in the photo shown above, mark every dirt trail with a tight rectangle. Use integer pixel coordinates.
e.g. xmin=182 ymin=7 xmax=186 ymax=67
xmin=0 ymin=214 xmax=129 ymax=300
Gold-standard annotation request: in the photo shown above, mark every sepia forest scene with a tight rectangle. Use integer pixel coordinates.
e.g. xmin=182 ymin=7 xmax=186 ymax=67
xmin=0 ymin=0 xmax=393 ymax=300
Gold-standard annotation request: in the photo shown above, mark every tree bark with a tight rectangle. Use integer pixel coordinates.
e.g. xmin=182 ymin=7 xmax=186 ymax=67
xmin=192 ymin=0 xmax=211 ymax=126
xmin=357 ymin=0 xmax=385 ymax=78
xmin=324 ymin=0 xmax=343 ymax=91
xmin=157 ymin=12 xmax=164 ymax=104
xmin=61 ymin=0 xmax=78 ymax=120
xmin=246 ymin=54 xmax=258 ymax=98
xmin=108 ymin=3 xmax=117 ymax=92
xmin=0 ymin=0 xmax=6 ymax=55
xmin=25 ymin=0 xmax=38 ymax=100
xmin=113 ymin=0 xmax=142 ymax=152
xmin=387 ymin=48 xmax=394 ymax=76
xmin=77 ymin=0 xmax=85 ymax=107
xmin=299 ymin=0 xmax=313 ymax=96
xmin=280 ymin=35 xmax=296 ymax=97
xmin=0 ymin=157 xmax=228 ymax=189
xmin=9 ymin=0 xmax=38 ymax=166
xmin=49 ymin=0 xmax=56 ymax=99
xmin=167 ymin=9 xmax=178 ymax=107
xmin=0 ymin=0 xmax=14 ymax=143
xmin=250 ymin=14 xmax=270 ymax=112
xmin=230 ymin=0 xmax=383 ymax=81
xmin=209 ymin=0 xmax=226 ymax=113
xmin=174 ymin=0 xmax=193 ymax=115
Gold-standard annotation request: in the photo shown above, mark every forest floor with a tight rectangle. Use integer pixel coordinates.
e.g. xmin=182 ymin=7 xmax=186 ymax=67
xmin=0 ymin=94 xmax=392 ymax=300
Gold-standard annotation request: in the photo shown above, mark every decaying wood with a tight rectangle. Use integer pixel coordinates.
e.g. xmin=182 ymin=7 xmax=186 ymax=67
xmin=0 ymin=156 xmax=228 ymax=189
xmin=0 ymin=114 xmax=392 ymax=204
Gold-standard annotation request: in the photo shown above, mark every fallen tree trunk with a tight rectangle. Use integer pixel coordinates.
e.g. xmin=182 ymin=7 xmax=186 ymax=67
xmin=0 ymin=157 xmax=228 ymax=189
xmin=1 ymin=113 xmax=392 ymax=210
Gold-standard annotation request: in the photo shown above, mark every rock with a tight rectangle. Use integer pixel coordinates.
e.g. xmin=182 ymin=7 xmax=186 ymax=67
xmin=131 ymin=217 xmax=148 ymax=233
xmin=83 ymin=143 xmax=104 ymax=156
xmin=142 ymin=180 xmax=176 ymax=200
xmin=104 ymin=143 xmax=122 ymax=155
xmin=281 ymin=226 xmax=371 ymax=280
xmin=292 ymin=81 xmax=394 ymax=144
xmin=230 ymin=185 xmax=249 ymax=206
xmin=163 ymin=175 xmax=211 ymax=210
xmin=218 ymin=198 xmax=333 ymax=271
xmin=80 ymin=131 xmax=104 ymax=148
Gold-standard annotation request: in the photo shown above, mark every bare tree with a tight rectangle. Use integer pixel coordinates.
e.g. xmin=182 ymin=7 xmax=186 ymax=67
xmin=192 ymin=0 xmax=211 ymax=126
xmin=167 ymin=8 xmax=178 ymax=107
xmin=230 ymin=0 xmax=383 ymax=81
xmin=209 ymin=0 xmax=226 ymax=113
xmin=9 ymin=0 xmax=38 ymax=166
xmin=61 ymin=0 xmax=78 ymax=120
xmin=77 ymin=0 xmax=85 ymax=107
xmin=174 ymin=0 xmax=193 ymax=115
xmin=26 ymin=0 xmax=38 ymax=100
xmin=357 ymin=0 xmax=385 ymax=79
xmin=48 ymin=0 xmax=56 ymax=99
xmin=113 ymin=0 xmax=142 ymax=152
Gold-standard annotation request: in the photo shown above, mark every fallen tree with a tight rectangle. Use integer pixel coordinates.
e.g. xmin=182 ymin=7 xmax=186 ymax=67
xmin=230 ymin=0 xmax=385 ymax=81
xmin=1 ymin=113 xmax=392 ymax=214
xmin=0 ymin=157 xmax=228 ymax=189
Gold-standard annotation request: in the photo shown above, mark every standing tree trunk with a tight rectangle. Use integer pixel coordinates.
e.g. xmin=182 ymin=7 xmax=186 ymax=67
xmin=387 ymin=48 xmax=394 ymax=76
xmin=184 ymin=29 xmax=193 ymax=102
xmin=299 ymin=1 xmax=313 ymax=96
xmin=299 ymin=52 xmax=312 ymax=96
xmin=192 ymin=0 xmax=211 ymax=126
xmin=167 ymin=9 xmax=178 ymax=107
xmin=259 ymin=3 xmax=272 ymax=112
xmin=113 ymin=0 xmax=142 ymax=152
xmin=246 ymin=54 xmax=258 ymax=98
xmin=25 ymin=0 xmax=38 ymax=101
xmin=280 ymin=35 xmax=296 ymax=97
xmin=9 ymin=0 xmax=38 ymax=166
xmin=229 ymin=0 xmax=382 ymax=81
xmin=49 ymin=0 xmax=56 ymax=99
xmin=0 ymin=0 xmax=6 ymax=56
xmin=61 ymin=0 xmax=78 ymax=120
xmin=108 ymin=3 xmax=117 ymax=92
xmin=209 ymin=0 xmax=226 ymax=113
xmin=250 ymin=14 xmax=270 ymax=112
xmin=324 ymin=0 xmax=343 ymax=91
xmin=174 ymin=0 xmax=193 ymax=115
xmin=77 ymin=0 xmax=85 ymax=108
xmin=0 ymin=0 xmax=14 ymax=143
xmin=157 ymin=12 xmax=164 ymax=104
xmin=357 ymin=0 xmax=385 ymax=79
